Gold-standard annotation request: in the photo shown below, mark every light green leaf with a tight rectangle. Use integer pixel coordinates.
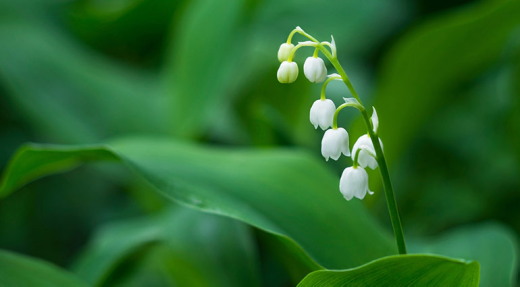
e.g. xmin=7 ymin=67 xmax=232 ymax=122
xmin=297 ymin=254 xmax=480 ymax=287
xmin=0 ymin=137 xmax=395 ymax=271
xmin=73 ymin=206 xmax=260 ymax=287
xmin=0 ymin=249 xmax=89 ymax=287
xmin=411 ymin=223 xmax=517 ymax=287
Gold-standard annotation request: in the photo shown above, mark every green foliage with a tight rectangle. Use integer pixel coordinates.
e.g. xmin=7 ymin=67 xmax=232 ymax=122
xmin=297 ymin=254 xmax=480 ymax=287
xmin=0 ymin=139 xmax=395 ymax=270
xmin=410 ymin=223 xmax=518 ymax=287
xmin=0 ymin=249 xmax=88 ymax=287
xmin=73 ymin=207 xmax=260 ymax=287
xmin=1 ymin=0 xmax=519 ymax=285
xmin=0 ymin=140 xmax=518 ymax=286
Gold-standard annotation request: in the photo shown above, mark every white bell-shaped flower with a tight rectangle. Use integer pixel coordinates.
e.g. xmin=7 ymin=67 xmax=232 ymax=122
xmin=321 ymin=128 xmax=350 ymax=161
xmin=310 ymin=99 xmax=336 ymax=130
xmin=277 ymin=61 xmax=299 ymax=83
xmin=277 ymin=43 xmax=294 ymax=62
xmin=339 ymin=166 xmax=374 ymax=201
xmin=303 ymin=57 xmax=327 ymax=83
xmin=351 ymin=134 xmax=383 ymax=170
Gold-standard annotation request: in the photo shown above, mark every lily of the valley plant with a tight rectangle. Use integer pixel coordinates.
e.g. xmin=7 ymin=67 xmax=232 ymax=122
xmin=276 ymin=26 xmax=407 ymax=254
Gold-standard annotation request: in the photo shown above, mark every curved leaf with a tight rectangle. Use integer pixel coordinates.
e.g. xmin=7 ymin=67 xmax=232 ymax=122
xmin=0 ymin=249 xmax=88 ymax=287
xmin=73 ymin=206 xmax=260 ymax=287
xmin=0 ymin=137 xmax=395 ymax=270
xmin=297 ymin=254 xmax=480 ymax=287
xmin=411 ymin=223 xmax=517 ymax=287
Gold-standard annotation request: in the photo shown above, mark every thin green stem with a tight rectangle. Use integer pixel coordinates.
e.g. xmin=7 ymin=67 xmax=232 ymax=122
xmin=320 ymin=76 xmax=341 ymax=100
xmin=317 ymin=42 xmax=407 ymax=254
xmin=362 ymin=113 xmax=407 ymax=254
xmin=332 ymin=102 xmax=364 ymax=130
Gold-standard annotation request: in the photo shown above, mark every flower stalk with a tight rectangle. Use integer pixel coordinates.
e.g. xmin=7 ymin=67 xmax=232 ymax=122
xmin=277 ymin=26 xmax=407 ymax=254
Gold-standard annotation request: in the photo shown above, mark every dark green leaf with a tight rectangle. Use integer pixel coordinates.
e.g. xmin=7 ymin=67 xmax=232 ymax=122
xmin=0 ymin=249 xmax=89 ymax=287
xmin=74 ymin=206 xmax=260 ymax=287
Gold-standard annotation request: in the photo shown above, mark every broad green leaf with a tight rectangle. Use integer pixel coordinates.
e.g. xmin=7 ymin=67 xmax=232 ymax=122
xmin=0 ymin=137 xmax=395 ymax=270
xmin=297 ymin=254 xmax=480 ymax=287
xmin=0 ymin=249 xmax=89 ymax=287
xmin=411 ymin=223 xmax=517 ymax=287
xmin=74 ymin=206 xmax=260 ymax=287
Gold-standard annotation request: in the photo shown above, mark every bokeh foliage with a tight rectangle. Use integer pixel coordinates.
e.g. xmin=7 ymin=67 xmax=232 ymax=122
xmin=0 ymin=0 xmax=519 ymax=286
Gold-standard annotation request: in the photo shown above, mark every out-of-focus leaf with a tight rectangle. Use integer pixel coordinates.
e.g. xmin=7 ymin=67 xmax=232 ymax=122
xmin=0 ymin=137 xmax=395 ymax=271
xmin=0 ymin=249 xmax=89 ymax=287
xmin=411 ymin=222 xmax=518 ymax=287
xmin=73 ymin=206 xmax=260 ymax=287
xmin=163 ymin=0 xmax=249 ymax=137
xmin=67 ymin=0 xmax=181 ymax=64
xmin=360 ymin=0 xmax=520 ymax=163
xmin=0 ymin=145 xmax=116 ymax=196
xmin=0 ymin=10 xmax=168 ymax=143
xmin=297 ymin=254 xmax=479 ymax=287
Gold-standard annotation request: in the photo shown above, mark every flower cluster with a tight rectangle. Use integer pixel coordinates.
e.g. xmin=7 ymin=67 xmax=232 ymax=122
xmin=276 ymin=27 xmax=383 ymax=201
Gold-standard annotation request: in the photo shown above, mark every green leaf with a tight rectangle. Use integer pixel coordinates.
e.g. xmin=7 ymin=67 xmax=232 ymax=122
xmin=73 ymin=206 xmax=260 ymax=287
xmin=0 ymin=137 xmax=395 ymax=271
xmin=163 ymin=0 xmax=249 ymax=137
xmin=0 ymin=144 xmax=117 ymax=195
xmin=0 ymin=249 xmax=89 ymax=287
xmin=297 ymin=254 xmax=480 ymax=287
xmin=0 ymin=9 xmax=168 ymax=143
xmin=411 ymin=223 xmax=517 ymax=287
xmin=357 ymin=0 xmax=520 ymax=163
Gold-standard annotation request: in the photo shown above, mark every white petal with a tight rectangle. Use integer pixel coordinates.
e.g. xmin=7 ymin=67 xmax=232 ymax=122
xmin=339 ymin=167 xmax=355 ymax=200
xmin=304 ymin=57 xmax=327 ymax=83
xmin=321 ymin=128 xmax=348 ymax=161
xmin=310 ymin=99 xmax=336 ymax=130
xmin=352 ymin=135 xmax=382 ymax=169
xmin=340 ymin=166 xmax=369 ymax=201
xmin=277 ymin=61 xmax=299 ymax=83
xmin=309 ymin=100 xmax=320 ymax=129
xmin=371 ymin=107 xmax=379 ymax=133
xmin=330 ymin=35 xmax=336 ymax=58
xmin=277 ymin=43 xmax=294 ymax=62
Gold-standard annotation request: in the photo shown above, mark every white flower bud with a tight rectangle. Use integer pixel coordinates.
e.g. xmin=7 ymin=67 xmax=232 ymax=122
xmin=277 ymin=61 xmax=299 ymax=83
xmin=277 ymin=43 xmax=294 ymax=62
xmin=340 ymin=166 xmax=373 ymax=201
xmin=321 ymin=128 xmax=350 ymax=161
xmin=351 ymin=134 xmax=383 ymax=170
xmin=371 ymin=107 xmax=379 ymax=133
xmin=304 ymin=57 xmax=327 ymax=83
xmin=310 ymin=99 xmax=336 ymax=130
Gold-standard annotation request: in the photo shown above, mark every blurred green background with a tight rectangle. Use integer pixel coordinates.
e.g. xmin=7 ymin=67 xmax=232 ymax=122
xmin=0 ymin=0 xmax=519 ymax=286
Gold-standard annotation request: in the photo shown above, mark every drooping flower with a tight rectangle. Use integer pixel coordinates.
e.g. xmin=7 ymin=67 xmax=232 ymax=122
xmin=321 ymin=128 xmax=350 ymax=161
xmin=277 ymin=61 xmax=299 ymax=83
xmin=310 ymin=99 xmax=336 ymax=130
xmin=351 ymin=134 xmax=383 ymax=170
xmin=277 ymin=43 xmax=295 ymax=62
xmin=303 ymin=57 xmax=327 ymax=83
xmin=339 ymin=166 xmax=373 ymax=200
